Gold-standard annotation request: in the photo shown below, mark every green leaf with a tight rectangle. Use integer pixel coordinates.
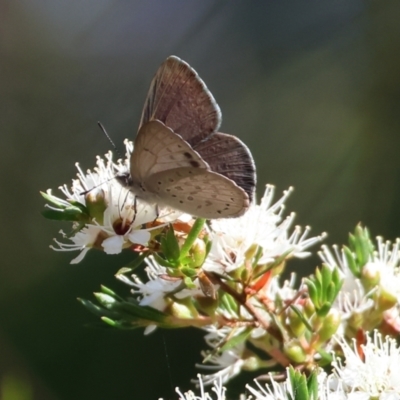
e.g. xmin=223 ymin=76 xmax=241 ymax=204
xmin=100 ymin=317 xmax=139 ymax=330
xmin=115 ymin=301 xmax=167 ymax=323
xmin=220 ymin=328 xmax=252 ymax=352
xmin=153 ymin=253 xmax=176 ymax=268
xmin=316 ymin=302 xmax=331 ymax=318
xmin=306 ymin=371 xmax=318 ymax=400
xmin=78 ymin=298 xmax=121 ymax=319
xmin=179 ymin=218 xmax=206 ymax=260
xmin=288 ymin=367 xmax=309 ymax=400
xmin=116 ymin=253 xmax=147 ymax=276
xmin=353 ymin=225 xmax=374 ymax=267
xmin=100 ymin=285 xmax=124 ymax=301
xmin=289 ymin=305 xmax=313 ymax=332
xmin=343 ymin=246 xmax=359 ymax=276
xmin=305 ymin=279 xmax=318 ymax=307
xmin=317 ymin=348 xmax=333 ymax=366
xmin=163 ymin=225 xmax=181 ymax=262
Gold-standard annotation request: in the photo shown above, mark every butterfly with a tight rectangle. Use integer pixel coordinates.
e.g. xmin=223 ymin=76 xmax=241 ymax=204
xmin=116 ymin=56 xmax=256 ymax=219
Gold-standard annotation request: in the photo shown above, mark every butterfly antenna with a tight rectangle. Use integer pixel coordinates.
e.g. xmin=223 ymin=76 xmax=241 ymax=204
xmin=80 ymin=176 xmax=114 ymax=195
xmin=98 ymin=122 xmax=124 ymax=160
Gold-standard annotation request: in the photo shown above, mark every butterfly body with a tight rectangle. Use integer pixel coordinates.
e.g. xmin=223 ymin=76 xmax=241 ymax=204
xmin=118 ymin=56 xmax=256 ymax=219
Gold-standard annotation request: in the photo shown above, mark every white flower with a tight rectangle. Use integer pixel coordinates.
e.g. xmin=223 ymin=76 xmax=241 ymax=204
xmin=332 ymin=331 xmax=400 ymax=399
xmin=319 ymin=237 xmax=400 ymax=331
xmin=371 ymin=238 xmax=400 ymax=302
xmin=204 ymin=185 xmax=325 ymax=274
xmin=46 ymin=143 xmax=184 ymax=263
xmin=174 ymin=375 xmax=228 ymax=400
xmin=247 ymin=368 xmax=347 ymax=400
xmin=117 ymin=256 xmax=202 ymax=311
xmin=191 ymin=326 xmax=248 ymax=385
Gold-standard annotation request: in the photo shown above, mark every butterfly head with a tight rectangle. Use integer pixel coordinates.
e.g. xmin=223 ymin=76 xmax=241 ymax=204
xmin=115 ymin=171 xmax=133 ymax=189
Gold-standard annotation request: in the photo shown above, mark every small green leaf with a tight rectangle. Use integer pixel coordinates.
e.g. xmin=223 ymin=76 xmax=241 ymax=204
xmin=116 ymin=253 xmax=147 ymax=276
xmin=220 ymin=328 xmax=252 ymax=352
xmin=288 ymin=367 xmax=309 ymax=400
xmin=289 ymin=305 xmax=313 ymax=332
xmin=343 ymin=246 xmax=359 ymax=276
xmin=307 ymin=371 xmax=318 ymax=400
xmin=316 ymin=302 xmax=331 ymax=318
xmin=180 ymin=266 xmax=197 ymax=278
xmin=163 ymin=225 xmax=181 ymax=262
xmin=179 ymin=218 xmax=206 ymax=260
xmin=305 ymin=279 xmax=318 ymax=307
xmin=153 ymin=253 xmax=176 ymax=268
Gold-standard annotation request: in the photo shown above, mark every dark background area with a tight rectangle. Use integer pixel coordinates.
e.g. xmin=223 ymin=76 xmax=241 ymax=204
xmin=1 ymin=1 xmax=400 ymax=399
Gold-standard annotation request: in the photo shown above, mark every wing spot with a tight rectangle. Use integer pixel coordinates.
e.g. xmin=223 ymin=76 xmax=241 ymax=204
xmin=190 ymin=160 xmax=200 ymax=168
xmin=205 ymin=201 xmax=212 ymax=207
xmin=169 ymin=178 xmax=175 ymax=182
xmin=187 ymin=196 xmax=194 ymax=201
xmin=172 ymin=195 xmax=177 ymax=198
xmin=183 ymin=152 xmax=193 ymax=159
xmin=179 ymin=200 xmax=184 ymax=204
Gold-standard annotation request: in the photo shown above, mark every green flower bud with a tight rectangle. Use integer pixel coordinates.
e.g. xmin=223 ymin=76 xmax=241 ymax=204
xmin=317 ymin=308 xmax=341 ymax=343
xmin=288 ymin=307 xmax=306 ymax=338
xmin=85 ymin=188 xmax=107 ymax=224
xmin=377 ymin=286 xmax=397 ymax=311
xmin=283 ymin=341 xmax=306 ymax=363
xmin=169 ymin=298 xmax=198 ymax=319
xmin=189 ymin=238 xmax=207 ymax=268
xmin=361 ymin=262 xmax=380 ymax=287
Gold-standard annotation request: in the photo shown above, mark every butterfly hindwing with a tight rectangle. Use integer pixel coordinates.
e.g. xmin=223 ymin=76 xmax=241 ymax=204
xmin=130 ymin=120 xmax=209 ymax=182
xmin=139 ymin=56 xmax=221 ymax=148
xmin=145 ymin=167 xmax=250 ymax=218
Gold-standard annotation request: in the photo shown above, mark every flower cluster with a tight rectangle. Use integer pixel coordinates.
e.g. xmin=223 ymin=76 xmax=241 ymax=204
xmin=42 ymin=148 xmax=400 ymax=399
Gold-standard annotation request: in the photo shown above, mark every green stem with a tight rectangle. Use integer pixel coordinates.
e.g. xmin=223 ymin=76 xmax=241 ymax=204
xmin=180 ymin=218 xmax=206 ymax=260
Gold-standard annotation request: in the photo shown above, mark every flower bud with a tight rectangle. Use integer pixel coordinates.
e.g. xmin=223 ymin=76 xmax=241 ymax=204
xmin=85 ymin=188 xmax=107 ymax=224
xmin=317 ymin=308 xmax=341 ymax=343
xmin=288 ymin=307 xmax=306 ymax=338
xmin=169 ymin=298 xmax=198 ymax=319
xmin=283 ymin=341 xmax=306 ymax=363
xmin=377 ymin=286 xmax=397 ymax=312
xmin=189 ymin=238 xmax=207 ymax=268
xmin=361 ymin=262 xmax=380 ymax=287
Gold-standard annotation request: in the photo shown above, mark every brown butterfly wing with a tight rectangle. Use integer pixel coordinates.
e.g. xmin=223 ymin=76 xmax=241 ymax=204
xmin=139 ymin=56 xmax=221 ymax=148
xmin=130 ymin=120 xmax=209 ymax=182
xmin=145 ymin=167 xmax=250 ymax=218
xmin=193 ymin=132 xmax=256 ymax=202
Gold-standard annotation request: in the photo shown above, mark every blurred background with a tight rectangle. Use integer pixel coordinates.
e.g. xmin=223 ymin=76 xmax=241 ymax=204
xmin=1 ymin=0 xmax=400 ymax=398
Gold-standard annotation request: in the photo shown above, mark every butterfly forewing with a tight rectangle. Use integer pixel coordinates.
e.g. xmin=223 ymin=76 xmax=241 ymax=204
xmin=193 ymin=132 xmax=256 ymax=202
xmin=146 ymin=168 xmax=250 ymax=218
xmin=139 ymin=56 xmax=221 ymax=148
